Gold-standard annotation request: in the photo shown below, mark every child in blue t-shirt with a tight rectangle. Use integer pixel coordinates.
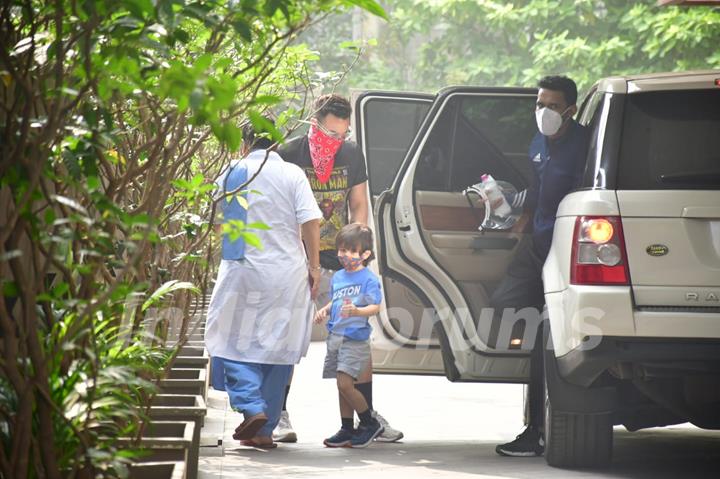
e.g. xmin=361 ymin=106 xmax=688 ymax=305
xmin=314 ymin=223 xmax=384 ymax=448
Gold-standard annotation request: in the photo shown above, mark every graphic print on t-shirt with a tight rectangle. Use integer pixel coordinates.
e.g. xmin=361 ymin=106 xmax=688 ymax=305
xmin=327 ymin=268 xmax=382 ymax=341
xmin=303 ymin=165 xmax=350 ymax=251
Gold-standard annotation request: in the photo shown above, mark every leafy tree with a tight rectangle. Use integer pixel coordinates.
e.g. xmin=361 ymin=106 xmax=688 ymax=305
xmin=0 ymin=0 xmax=384 ymax=477
xmin=303 ymin=0 xmax=720 ymax=94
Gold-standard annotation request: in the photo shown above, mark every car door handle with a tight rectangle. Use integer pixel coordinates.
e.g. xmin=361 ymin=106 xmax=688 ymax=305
xmin=470 ymin=237 xmax=518 ymax=250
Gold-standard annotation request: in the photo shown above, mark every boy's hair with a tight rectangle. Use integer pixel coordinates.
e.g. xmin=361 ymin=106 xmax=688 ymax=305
xmin=335 ymin=223 xmax=375 ymax=265
xmin=242 ymin=117 xmax=275 ymax=150
xmin=313 ymin=94 xmax=352 ymax=121
xmin=538 ymin=75 xmax=578 ymax=106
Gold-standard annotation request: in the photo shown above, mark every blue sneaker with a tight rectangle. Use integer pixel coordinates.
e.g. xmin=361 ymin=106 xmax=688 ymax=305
xmin=350 ymin=421 xmax=384 ymax=448
xmin=323 ymin=428 xmax=354 ymax=448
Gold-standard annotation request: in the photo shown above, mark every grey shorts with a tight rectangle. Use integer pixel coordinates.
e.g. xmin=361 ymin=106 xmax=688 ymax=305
xmin=322 ymin=333 xmax=371 ymax=380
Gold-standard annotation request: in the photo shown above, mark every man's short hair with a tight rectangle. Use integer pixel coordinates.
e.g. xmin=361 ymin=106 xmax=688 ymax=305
xmin=242 ymin=118 xmax=275 ymax=150
xmin=538 ymin=76 xmax=578 ymax=106
xmin=336 ymin=223 xmax=375 ymax=265
xmin=313 ymin=94 xmax=352 ymax=121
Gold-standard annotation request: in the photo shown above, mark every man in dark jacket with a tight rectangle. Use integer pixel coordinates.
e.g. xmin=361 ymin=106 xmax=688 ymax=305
xmin=494 ymin=76 xmax=590 ymax=457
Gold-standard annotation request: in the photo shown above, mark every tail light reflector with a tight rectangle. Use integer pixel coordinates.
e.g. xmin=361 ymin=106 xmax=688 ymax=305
xmin=571 ymin=216 xmax=630 ymax=285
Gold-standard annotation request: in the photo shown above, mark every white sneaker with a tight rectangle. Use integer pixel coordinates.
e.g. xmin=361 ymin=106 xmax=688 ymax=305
xmin=372 ymin=411 xmax=404 ymax=443
xmin=272 ymin=411 xmax=297 ymax=443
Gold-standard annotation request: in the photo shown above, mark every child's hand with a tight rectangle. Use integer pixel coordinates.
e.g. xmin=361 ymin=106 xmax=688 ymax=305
xmin=340 ymin=299 xmax=355 ymax=318
xmin=314 ymin=306 xmax=328 ymax=324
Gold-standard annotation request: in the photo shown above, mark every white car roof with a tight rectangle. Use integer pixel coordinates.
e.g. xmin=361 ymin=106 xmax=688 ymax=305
xmin=595 ymin=70 xmax=720 ymax=94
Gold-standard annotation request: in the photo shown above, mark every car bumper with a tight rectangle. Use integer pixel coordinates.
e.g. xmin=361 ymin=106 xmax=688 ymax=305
xmin=556 ymin=336 xmax=720 ymax=387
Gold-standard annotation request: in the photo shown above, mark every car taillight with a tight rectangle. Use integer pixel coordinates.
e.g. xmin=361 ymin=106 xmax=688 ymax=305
xmin=570 ymin=216 xmax=630 ymax=285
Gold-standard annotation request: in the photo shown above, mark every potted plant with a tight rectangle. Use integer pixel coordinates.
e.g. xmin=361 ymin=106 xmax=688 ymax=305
xmin=159 ymin=368 xmax=209 ymax=401
xmin=171 ymin=346 xmax=210 ymax=370
xmin=146 ymin=395 xmax=207 ymax=479
xmin=117 ymin=421 xmax=194 ymax=462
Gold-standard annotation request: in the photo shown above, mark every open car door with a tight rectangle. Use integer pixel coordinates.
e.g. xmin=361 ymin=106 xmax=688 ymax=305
xmin=354 ymin=91 xmax=436 ymax=374
xmin=357 ymin=87 xmax=540 ymax=382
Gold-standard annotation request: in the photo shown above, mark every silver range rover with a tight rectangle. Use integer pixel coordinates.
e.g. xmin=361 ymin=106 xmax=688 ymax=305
xmin=353 ymin=70 xmax=720 ymax=468
xmin=542 ymin=71 xmax=720 ymax=467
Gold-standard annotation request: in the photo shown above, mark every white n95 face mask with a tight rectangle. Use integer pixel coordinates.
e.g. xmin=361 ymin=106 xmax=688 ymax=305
xmin=535 ymin=107 xmax=566 ymax=136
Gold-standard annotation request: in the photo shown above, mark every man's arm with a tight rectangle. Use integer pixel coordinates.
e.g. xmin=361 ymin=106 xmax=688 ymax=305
xmin=508 ymin=187 xmax=536 ymax=211
xmin=348 ymin=181 xmax=369 ymax=225
xmin=301 ymin=218 xmax=321 ymax=299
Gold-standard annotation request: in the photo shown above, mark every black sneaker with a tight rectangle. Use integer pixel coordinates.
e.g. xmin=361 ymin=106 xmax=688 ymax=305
xmin=323 ymin=428 xmax=354 ymax=448
xmin=350 ymin=421 xmax=384 ymax=448
xmin=495 ymin=427 xmax=544 ymax=457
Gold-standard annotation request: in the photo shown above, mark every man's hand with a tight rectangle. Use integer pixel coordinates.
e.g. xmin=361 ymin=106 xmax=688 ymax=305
xmin=308 ymin=268 xmax=321 ymax=300
xmin=314 ymin=305 xmax=328 ymax=324
xmin=301 ymin=218 xmax=320 ymax=299
xmin=490 ymin=197 xmax=505 ymax=210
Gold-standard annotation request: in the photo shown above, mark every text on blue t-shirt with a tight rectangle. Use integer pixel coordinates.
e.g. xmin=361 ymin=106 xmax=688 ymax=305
xmin=327 ymin=267 xmax=382 ymax=341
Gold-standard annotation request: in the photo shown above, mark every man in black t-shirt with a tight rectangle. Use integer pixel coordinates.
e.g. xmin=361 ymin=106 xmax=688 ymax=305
xmin=279 ymin=113 xmax=368 ymax=269
xmin=274 ymin=94 xmax=404 ymax=444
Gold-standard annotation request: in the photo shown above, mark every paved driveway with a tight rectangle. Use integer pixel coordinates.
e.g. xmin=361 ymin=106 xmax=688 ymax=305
xmin=199 ymin=341 xmax=720 ymax=479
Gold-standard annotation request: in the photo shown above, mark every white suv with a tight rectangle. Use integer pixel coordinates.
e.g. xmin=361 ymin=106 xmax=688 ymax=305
xmin=353 ymin=70 xmax=720 ymax=468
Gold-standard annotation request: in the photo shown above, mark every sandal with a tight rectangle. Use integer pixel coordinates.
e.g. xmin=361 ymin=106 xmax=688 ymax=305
xmin=240 ymin=439 xmax=277 ymax=449
xmin=233 ymin=413 xmax=268 ymax=440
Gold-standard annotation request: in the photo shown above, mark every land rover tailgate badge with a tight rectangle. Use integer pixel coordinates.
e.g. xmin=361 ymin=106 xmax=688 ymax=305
xmin=646 ymin=244 xmax=669 ymax=257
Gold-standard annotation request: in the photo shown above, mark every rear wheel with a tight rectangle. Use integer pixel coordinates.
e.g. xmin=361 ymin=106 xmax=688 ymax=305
xmin=544 ymin=348 xmax=613 ymax=468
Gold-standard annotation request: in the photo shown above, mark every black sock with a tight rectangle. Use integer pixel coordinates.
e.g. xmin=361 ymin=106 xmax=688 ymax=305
xmin=355 ymin=382 xmax=373 ymax=411
xmin=341 ymin=417 xmax=354 ymax=431
xmin=282 ymin=385 xmax=290 ymax=411
xmin=358 ymin=408 xmax=374 ymax=426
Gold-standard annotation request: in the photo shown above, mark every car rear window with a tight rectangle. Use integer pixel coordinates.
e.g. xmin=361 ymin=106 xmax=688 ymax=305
xmin=363 ymin=97 xmax=431 ymax=195
xmin=617 ymin=89 xmax=720 ymax=190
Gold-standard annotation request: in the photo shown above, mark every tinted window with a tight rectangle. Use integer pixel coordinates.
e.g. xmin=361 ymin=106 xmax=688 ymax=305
xmin=578 ymin=90 xmax=608 ymax=189
xmin=363 ymin=98 xmax=431 ymax=195
xmin=617 ymin=89 xmax=720 ymax=190
xmin=578 ymin=89 xmax=603 ymax=127
xmin=461 ymin=97 xmax=538 ymax=156
xmin=414 ymin=93 xmax=537 ymax=192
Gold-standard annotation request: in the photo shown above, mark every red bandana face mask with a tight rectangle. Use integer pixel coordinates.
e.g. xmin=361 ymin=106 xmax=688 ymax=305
xmin=308 ymin=123 xmax=343 ymax=183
